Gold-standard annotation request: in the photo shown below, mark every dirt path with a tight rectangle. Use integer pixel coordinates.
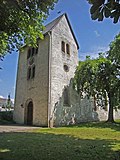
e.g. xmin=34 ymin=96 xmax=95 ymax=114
xmin=0 ymin=125 xmax=40 ymax=133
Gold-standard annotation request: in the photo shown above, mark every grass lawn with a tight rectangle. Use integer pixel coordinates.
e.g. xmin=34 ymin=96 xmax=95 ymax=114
xmin=0 ymin=121 xmax=120 ymax=160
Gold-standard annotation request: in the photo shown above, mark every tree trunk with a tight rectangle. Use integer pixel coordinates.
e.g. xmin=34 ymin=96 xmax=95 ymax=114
xmin=107 ymin=92 xmax=114 ymax=123
xmin=93 ymin=95 xmax=97 ymax=111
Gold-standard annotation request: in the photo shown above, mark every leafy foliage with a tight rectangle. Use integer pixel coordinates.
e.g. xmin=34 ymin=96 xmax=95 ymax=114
xmin=107 ymin=33 xmax=120 ymax=109
xmin=0 ymin=111 xmax=13 ymax=121
xmin=74 ymin=57 xmax=110 ymax=97
xmin=108 ymin=33 xmax=120 ymax=65
xmin=74 ymin=33 xmax=120 ymax=122
xmin=88 ymin=0 xmax=120 ymax=23
xmin=0 ymin=0 xmax=57 ymax=59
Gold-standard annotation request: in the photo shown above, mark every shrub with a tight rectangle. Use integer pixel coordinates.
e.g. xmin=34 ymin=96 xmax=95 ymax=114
xmin=0 ymin=111 xmax=13 ymax=121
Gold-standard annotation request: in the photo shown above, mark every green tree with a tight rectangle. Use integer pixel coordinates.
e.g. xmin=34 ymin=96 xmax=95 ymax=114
xmin=74 ymin=33 xmax=120 ymax=122
xmin=108 ymin=33 xmax=120 ymax=65
xmin=107 ymin=33 xmax=120 ymax=113
xmin=6 ymin=94 xmax=12 ymax=110
xmin=74 ymin=56 xmax=120 ymax=122
xmin=88 ymin=0 xmax=120 ymax=23
xmin=0 ymin=0 xmax=57 ymax=59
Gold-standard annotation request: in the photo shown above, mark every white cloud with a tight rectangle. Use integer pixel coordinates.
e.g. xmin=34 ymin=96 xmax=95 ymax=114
xmin=91 ymin=46 xmax=109 ymax=53
xmin=0 ymin=95 xmax=14 ymax=104
xmin=11 ymin=99 xmax=14 ymax=104
xmin=0 ymin=95 xmax=5 ymax=99
xmin=79 ymin=52 xmax=99 ymax=61
xmin=94 ymin=30 xmax=100 ymax=37
xmin=79 ymin=46 xmax=109 ymax=61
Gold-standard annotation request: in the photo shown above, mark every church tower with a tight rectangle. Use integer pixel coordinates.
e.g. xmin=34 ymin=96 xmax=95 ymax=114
xmin=14 ymin=14 xmax=79 ymax=126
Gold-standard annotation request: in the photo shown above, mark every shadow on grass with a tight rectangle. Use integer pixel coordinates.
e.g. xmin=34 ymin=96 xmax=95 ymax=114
xmin=0 ymin=132 xmax=120 ymax=160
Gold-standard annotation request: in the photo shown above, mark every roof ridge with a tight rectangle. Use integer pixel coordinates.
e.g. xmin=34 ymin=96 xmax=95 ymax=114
xmin=45 ymin=13 xmax=65 ymax=27
xmin=42 ymin=13 xmax=65 ymax=35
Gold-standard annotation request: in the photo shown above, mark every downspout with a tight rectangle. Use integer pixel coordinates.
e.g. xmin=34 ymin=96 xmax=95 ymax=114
xmin=48 ymin=31 xmax=52 ymax=127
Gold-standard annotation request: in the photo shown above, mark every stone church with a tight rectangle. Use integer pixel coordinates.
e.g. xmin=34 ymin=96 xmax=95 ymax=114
xmin=14 ymin=13 xmax=111 ymax=127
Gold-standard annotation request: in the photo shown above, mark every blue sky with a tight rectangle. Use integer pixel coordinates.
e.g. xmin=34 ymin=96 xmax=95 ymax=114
xmin=0 ymin=0 xmax=119 ymax=100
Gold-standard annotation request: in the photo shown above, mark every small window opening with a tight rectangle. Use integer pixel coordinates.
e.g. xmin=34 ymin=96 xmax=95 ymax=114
xmin=64 ymin=87 xmax=70 ymax=106
xmin=32 ymin=48 xmax=35 ymax=56
xmin=64 ymin=64 xmax=69 ymax=72
xmin=35 ymin=47 xmax=38 ymax=54
xmin=27 ymin=48 xmax=31 ymax=59
xmin=61 ymin=41 xmax=65 ymax=52
xmin=66 ymin=44 xmax=70 ymax=55
xmin=27 ymin=47 xmax=38 ymax=59
xmin=32 ymin=65 xmax=35 ymax=78
xmin=27 ymin=67 xmax=31 ymax=80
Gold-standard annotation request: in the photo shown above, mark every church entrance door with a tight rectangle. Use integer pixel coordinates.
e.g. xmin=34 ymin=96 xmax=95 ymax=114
xmin=26 ymin=101 xmax=33 ymax=125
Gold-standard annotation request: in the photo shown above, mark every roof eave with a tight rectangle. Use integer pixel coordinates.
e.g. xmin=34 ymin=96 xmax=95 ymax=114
xmin=64 ymin=13 xmax=79 ymax=50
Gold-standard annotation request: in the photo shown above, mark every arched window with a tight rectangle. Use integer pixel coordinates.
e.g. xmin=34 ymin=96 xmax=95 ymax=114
xmin=32 ymin=47 xmax=35 ymax=56
xmin=35 ymin=47 xmax=38 ymax=54
xmin=27 ymin=47 xmax=38 ymax=59
xmin=64 ymin=87 xmax=70 ymax=106
xmin=27 ymin=67 xmax=31 ymax=80
xmin=61 ymin=41 xmax=65 ymax=52
xmin=27 ymin=48 xmax=31 ymax=59
xmin=66 ymin=44 xmax=70 ymax=55
xmin=32 ymin=65 xmax=35 ymax=78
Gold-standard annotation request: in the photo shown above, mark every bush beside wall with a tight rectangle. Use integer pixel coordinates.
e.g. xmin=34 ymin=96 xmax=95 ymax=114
xmin=0 ymin=111 xmax=13 ymax=122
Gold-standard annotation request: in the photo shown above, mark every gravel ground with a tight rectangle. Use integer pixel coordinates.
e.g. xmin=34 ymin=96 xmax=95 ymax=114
xmin=0 ymin=125 xmax=40 ymax=133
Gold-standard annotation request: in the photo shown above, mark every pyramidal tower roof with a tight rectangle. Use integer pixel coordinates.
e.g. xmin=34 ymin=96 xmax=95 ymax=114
xmin=43 ymin=13 xmax=79 ymax=49
xmin=43 ymin=14 xmax=64 ymax=35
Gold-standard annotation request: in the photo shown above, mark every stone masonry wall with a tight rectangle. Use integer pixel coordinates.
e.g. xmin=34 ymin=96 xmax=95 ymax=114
xmin=14 ymin=35 xmax=49 ymax=126
xmin=51 ymin=80 xmax=120 ymax=126
xmin=52 ymin=81 xmax=99 ymax=126
xmin=49 ymin=15 xmax=79 ymax=126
